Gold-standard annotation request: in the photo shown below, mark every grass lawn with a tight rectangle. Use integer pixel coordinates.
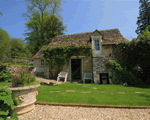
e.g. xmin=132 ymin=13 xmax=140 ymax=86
xmin=1 ymin=82 xmax=150 ymax=106
xmin=37 ymin=83 xmax=150 ymax=106
xmin=1 ymin=63 xmax=33 ymax=67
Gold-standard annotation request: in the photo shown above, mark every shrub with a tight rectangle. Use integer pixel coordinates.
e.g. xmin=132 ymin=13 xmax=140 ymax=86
xmin=0 ymin=70 xmax=12 ymax=82
xmin=106 ymin=60 xmax=143 ymax=86
xmin=12 ymin=68 xmax=36 ymax=87
xmin=0 ymin=87 xmax=18 ymax=120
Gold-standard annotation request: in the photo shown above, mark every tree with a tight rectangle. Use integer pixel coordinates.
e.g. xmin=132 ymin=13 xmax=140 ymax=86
xmin=138 ymin=25 xmax=150 ymax=40
xmin=117 ymin=27 xmax=150 ymax=84
xmin=136 ymin=0 xmax=150 ymax=35
xmin=10 ymin=38 xmax=32 ymax=58
xmin=0 ymin=28 xmax=11 ymax=58
xmin=25 ymin=13 xmax=65 ymax=53
xmin=24 ymin=0 xmax=65 ymax=55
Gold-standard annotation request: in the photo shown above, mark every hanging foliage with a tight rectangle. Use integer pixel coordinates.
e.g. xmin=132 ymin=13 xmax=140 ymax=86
xmin=43 ymin=44 xmax=92 ymax=77
xmin=116 ymin=27 xmax=150 ymax=83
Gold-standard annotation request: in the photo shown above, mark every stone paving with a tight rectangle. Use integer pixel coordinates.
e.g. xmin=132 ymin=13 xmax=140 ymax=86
xmin=91 ymin=87 xmax=98 ymax=89
xmin=82 ymin=91 xmax=91 ymax=93
xmin=66 ymin=90 xmax=76 ymax=92
xmin=50 ymin=91 xmax=60 ymax=93
xmin=135 ymin=91 xmax=145 ymax=94
xmin=36 ymin=77 xmax=65 ymax=85
xmin=99 ymin=91 xmax=107 ymax=93
xmin=118 ymin=92 xmax=126 ymax=94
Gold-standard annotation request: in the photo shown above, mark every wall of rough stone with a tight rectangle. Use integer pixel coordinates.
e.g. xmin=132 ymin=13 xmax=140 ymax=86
xmin=102 ymin=45 xmax=112 ymax=57
xmin=32 ymin=44 xmax=122 ymax=83
xmin=33 ymin=59 xmax=45 ymax=77
xmin=93 ymin=57 xmax=106 ymax=83
xmin=92 ymin=44 xmax=113 ymax=84
xmin=44 ymin=65 xmax=49 ymax=79
xmin=0 ymin=65 xmax=33 ymax=75
xmin=83 ymin=56 xmax=92 ymax=74
xmin=46 ymin=56 xmax=92 ymax=81
xmin=61 ymin=56 xmax=92 ymax=81
xmin=33 ymin=59 xmax=41 ymax=68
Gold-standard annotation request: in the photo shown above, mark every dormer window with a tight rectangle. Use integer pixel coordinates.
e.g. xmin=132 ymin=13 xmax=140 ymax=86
xmin=91 ymin=29 xmax=102 ymax=56
xmin=94 ymin=40 xmax=100 ymax=51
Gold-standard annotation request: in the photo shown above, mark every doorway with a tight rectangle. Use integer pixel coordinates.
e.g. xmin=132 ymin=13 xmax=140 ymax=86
xmin=99 ymin=73 xmax=109 ymax=84
xmin=71 ymin=59 xmax=82 ymax=81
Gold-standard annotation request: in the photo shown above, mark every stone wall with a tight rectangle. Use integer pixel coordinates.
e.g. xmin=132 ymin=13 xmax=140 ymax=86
xmin=92 ymin=44 xmax=113 ymax=84
xmin=83 ymin=56 xmax=92 ymax=74
xmin=93 ymin=57 xmax=107 ymax=83
xmin=44 ymin=56 xmax=92 ymax=81
xmin=102 ymin=45 xmax=112 ymax=57
xmin=33 ymin=59 xmax=46 ymax=77
xmin=33 ymin=59 xmax=41 ymax=68
xmin=0 ymin=65 xmax=33 ymax=75
xmin=60 ymin=56 xmax=92 ymax=81
xmin=33 ymin=44 xmax=122 ymax=83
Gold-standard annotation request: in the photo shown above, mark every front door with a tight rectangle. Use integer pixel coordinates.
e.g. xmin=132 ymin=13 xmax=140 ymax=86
xmin=71 ymin=59 xmax=81 ymax=81
xmin=99 ymin=73 xmax=109 ymax=84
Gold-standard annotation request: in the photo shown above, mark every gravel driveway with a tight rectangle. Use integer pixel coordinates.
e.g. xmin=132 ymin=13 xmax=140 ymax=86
xmin=18 ymin=105 xmax=150 ymax=120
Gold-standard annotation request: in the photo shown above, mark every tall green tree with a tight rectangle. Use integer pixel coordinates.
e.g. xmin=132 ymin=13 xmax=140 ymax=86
xmin=24 ymin=0 xmax=65 ymax=55
xmin=10 ymin=38 xmax=32 ymax=58
xmin=0 ymin=28 xmax=11 ymax=58
xmin=25 ymin=12 xmax=65 ymax=54
xmin=136 ymin=0 xmax=150 ymax=35
xmin=138 ymin=25 xmax=150 ymax=40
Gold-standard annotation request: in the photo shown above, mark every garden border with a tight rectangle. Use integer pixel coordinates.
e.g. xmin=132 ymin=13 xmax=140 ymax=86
xmin=36 ymin=102 xmax=150 ymax=109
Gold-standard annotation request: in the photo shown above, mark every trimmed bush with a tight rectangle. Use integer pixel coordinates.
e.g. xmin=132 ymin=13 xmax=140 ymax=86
xmin=12 ymin=68 xmax=36 ymax=87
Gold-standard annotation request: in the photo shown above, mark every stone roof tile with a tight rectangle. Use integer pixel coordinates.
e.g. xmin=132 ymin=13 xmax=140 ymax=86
xmin=33 ymin=28 xmax=126 ymax=59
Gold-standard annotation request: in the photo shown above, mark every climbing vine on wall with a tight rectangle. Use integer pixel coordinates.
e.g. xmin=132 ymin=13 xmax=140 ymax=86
xmin=43 ymin=45 xmax=92 ymax=78
xmin=105 ymin=60 xmax=143 ymax=85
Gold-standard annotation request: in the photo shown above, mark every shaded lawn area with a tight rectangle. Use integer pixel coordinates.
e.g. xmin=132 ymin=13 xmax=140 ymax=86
xmin=37 ymin=83 xmax=150 ymax=106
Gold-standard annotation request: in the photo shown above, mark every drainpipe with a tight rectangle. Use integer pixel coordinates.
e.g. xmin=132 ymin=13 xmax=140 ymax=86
xmin=91 ymin=52 xmax=94 ymax=83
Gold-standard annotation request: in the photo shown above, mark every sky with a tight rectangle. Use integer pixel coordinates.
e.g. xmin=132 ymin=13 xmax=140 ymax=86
xmin=0 ymin=0 xmax=139 ymax=41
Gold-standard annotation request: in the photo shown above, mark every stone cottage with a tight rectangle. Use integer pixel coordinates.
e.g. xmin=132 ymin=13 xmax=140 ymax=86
xmin=32 ymin=28 xmax=126 ymax=84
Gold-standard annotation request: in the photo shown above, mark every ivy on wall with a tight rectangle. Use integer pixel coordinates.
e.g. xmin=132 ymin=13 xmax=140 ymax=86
xmin=105 ymin=60 xmax=143 ymax=85
xmin=43 ymin=44 xmax=92 ymax=78
xmin=116 ymin=36 xmax=150 ymax=83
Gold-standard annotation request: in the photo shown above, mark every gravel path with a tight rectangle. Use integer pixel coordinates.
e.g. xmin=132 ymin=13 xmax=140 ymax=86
xmin=18 ymin=105 xmax=150 ymax=120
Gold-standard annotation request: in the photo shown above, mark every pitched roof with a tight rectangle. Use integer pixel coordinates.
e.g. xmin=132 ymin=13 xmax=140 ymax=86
xmin=33 ymin=28 xmax=126 ymax=59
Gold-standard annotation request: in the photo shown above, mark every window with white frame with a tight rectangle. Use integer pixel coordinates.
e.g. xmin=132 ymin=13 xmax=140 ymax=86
xmin=94 ymin=40 xmax=100 ymax=51
xmin=41 ymin=60 xmax=44 ymax=67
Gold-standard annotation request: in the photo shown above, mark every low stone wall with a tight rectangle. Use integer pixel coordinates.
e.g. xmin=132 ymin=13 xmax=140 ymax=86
xmin=0 ymin=65 xmax=33 ymax=75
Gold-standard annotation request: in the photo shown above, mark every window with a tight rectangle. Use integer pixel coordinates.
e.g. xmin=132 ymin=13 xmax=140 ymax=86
xmin=41 ymin=60 xmax=44 ymax=67
xmin=94 ymin=40 xmax=100 ymax=51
